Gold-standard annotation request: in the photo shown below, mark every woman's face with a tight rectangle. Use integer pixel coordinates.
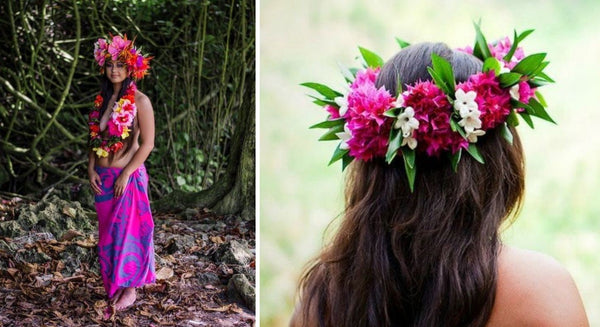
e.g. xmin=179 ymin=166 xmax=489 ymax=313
xmin=106 ymin=60 xmax=128 ymax=84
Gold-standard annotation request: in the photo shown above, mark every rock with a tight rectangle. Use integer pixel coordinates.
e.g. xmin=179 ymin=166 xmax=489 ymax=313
xmin=164 ymin=234 xmax=196 ymax=254
xmin=217 ymin=240 xmax=253 ymax=266
xmin=183 ymin=208 xmax=199 ymax=220
xmin=227 ymin=274 xmax=255 ymax=312
xmin=59 ymin=244 xmax=98 ymax=276
xmin=0 ymin=195 xmax=94 ymax=238
xmin=197 ymin=272 xmax=220 ymax=285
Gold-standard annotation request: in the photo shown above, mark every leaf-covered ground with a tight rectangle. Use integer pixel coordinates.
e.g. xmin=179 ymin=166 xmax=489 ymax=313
xmin=0 ymin=196 xmax=256 ymax=326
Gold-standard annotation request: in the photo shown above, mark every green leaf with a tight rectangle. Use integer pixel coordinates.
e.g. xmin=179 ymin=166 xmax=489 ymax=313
xmin=500 ymin=123 xmax=514 ymax=144
xmin=528 ymin=98 xmax=556 ymax=124
xmin=309 ymin=95 xmax=336 ymax=106
xmin=519 ymin=112 xmax=534 ymax=128
xmin=342 ymin=153 xmax=354 ymax=171
xmin=401 ymin=148 xmax=416 ymax=192
xmin=528 ymin=78 xmax=551 ymax=88
xmin=395 ymin=37 xmax=411 ymax=49
xmin=511 ymin=53 xmax=546 ymax=76
xmin=386 ymin=128 xmax=402 ymax=164
xmin=473 ymin=21 xmax=492 ymax=60
xmin=318 ymin=124 xmax=345 ymax=141
xmin=450 ymin=118 xmax=467 ymax=138
xmin=402 ymin=147 xmax=416 ymax=169
xmin=384 ymin=107 xmax=402 ymax=118
xmin=535 ymin=91 xmax=547 ymax=107
xmin=536 ymin=72 xmax=555 ymax=83
xmin=503 ymin=29 xmax=533 ymax=62
xmin=466 ymin=144 xmax=485 ymax=164
xmin=483 ymin=57 xmax=501 ymax=74
xmin=310 ymin=118 xmax=345 ymax=129
xmin=427 ymin=67 xmax=451 ymax=95
xmin=430 ymin=53 xmax=456 ymax=96
xmin=499 ymin=72 xmax=522 ymax=88
xmin=506 ymin=110 xmax=520 ymax=127
xmin=502 ymin=30 xmax=520 ymax=62
xmin=450 ymin=149 xmax=462 ymax=172
xmin=358 ymin=46 xmax=384 ymax=68
xmin=329 ymin=143 xmax=349 ymax=165
xmin=301 ymin=82 xmax=343 ymax=100
xmin=529 ymin=61 xmax=549 ymax=79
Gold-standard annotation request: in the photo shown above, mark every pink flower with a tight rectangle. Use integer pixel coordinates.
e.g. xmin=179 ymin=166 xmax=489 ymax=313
xmin=343 ymin=68 xmax=395 ymax=161
xmin=89 ymin=110 xmax=100 ymax=120
xmin=456 ymin=46 xmax=473 ymax=54
xmin=325 ymin=105 xmax=340 ymax=119
xmin=403 ymin=81 xmax=467 ymax=156
xmin=517 ymin=81 xmax=535 ymax=104
xmin=108 ymin=121 xmax=124 ymax=136
xmin=112 ymin=111 xmax=134 ymax=126
xmin=457 ymin=71 xmax=512 ymax=130
xmin=489 ymin=37 xmax=525 ymax=69
xmin=94 ymin=38 xmax=108 ymax=66
xmin=108 ymin=35 xmax=132 ymax=60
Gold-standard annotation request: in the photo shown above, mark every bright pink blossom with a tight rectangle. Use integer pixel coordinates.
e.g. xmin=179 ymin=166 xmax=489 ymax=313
xmin=112 ymin=111 xmax=134 ymax=126
xmin=108 ymin=35 xmax=132 ymax=60
xmin=94 ymin=39 xmax=108 ymax=66
xmin=456 ymin=71 xmax=512 ymax=130
xmin=108 ymin=121 xmax=124 ymax=136
xmin=403 ymin=81 xmax=467 ymax=156
xmin=325 ymin=105 xmax=340 ymax=119
xmin=344 ymin=68 xmax=395 ymax=161
xmin=517 ymin=81 xmax=536 ymax=104
xmin=489 ymin=36 xmax=525 ymax=69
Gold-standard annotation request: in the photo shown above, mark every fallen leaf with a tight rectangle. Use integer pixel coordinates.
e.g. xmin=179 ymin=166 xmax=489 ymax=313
xmin=210 ymin=236 xmax=224 ymax=244
xmin=155 ymin=267 xmax=174 ymax=280
xmin=62 ymin=206 xmax=77 ymax=218
xmin=60 ymin=230 xmax=83 ymax=242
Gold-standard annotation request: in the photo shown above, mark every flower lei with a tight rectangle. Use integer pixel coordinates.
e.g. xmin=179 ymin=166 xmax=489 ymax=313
xmin=88 ymin=82 xmax=137 ymax=157
xmin=94 ymin=34 xmax=152 ymax=80
xmin=303 ymin=24 xmax=554 ymax=191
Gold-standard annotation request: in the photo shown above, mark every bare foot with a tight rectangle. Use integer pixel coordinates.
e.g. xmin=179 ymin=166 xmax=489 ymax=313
xmin=110 ymin=288 xmax=124 ymax=305
xmin=114 ymin=287 xmax=136 ymax=311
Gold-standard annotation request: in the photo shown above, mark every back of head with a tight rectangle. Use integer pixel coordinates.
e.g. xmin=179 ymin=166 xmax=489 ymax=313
xmin=297 ymin=42 xmax=525 ymax=327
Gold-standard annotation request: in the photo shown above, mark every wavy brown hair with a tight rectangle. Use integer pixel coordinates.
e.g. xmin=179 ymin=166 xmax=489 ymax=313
xmin=294 ymin=43 xmax=525 ymax=326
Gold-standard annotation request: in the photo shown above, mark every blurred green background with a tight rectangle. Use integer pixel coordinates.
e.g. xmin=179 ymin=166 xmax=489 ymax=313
xmin=260 ymin=0 xmax=600 ymax=325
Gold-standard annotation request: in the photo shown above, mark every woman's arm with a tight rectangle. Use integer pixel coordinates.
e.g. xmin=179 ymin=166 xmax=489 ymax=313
xmin=88 ymin=150 xmax=102 ymax=194
xmin=112 ymin=92 xmax=155 ymax=197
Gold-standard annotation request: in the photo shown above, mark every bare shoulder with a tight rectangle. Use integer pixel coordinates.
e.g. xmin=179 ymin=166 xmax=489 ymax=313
xmin=135 ymin=90 xmax=152 ymax=111
xmin=487 ymin=245 xmax=589 ymax=327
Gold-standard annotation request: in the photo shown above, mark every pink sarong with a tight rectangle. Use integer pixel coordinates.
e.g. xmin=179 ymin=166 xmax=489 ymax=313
xmin=94 ymin=164 xmax=156 ymax=299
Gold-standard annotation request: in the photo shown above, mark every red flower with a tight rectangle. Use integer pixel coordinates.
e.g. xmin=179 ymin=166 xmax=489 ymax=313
xmin=110 ymin=142 xmax=123 ymax=152
xmin=94 ymin=95 xmax=103 ymax=108
xmin=89 ymin=124 xmax=100 ymax=133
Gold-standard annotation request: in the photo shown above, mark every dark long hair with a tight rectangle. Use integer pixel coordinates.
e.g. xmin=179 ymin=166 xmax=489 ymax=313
xmin=296 ymin=43 xmax=525 ymax=326
xmin=98 ymin=74 xmax=136 ymax=161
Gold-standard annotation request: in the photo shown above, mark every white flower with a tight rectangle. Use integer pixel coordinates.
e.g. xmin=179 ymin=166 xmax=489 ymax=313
xmin=401 ymin=135 xmax=418 ymax=150
xmin=335 ymin=123 xmax=352 ymax=150
xmin=499 ymin=66 xmax=511 ymax=74
xmin=458 ymin=113 xmax=482 ymax=134
xmin=394 ymin=106 xmax=419 ymax=137
xmin=509 ymin=83 xmax=520 ymax=100
xmin=335 ymin=95 xmax=349 ymax=116
xmin=454 ymin=89 xmax=478 ymax=117
xmin=392 ymin=97 xmax=404 ymax=108
xmin=466 ymin=129 xmax=486 ymax=143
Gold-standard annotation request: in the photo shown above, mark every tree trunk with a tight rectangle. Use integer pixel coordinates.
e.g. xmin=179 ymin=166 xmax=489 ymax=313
xmin=153 ymin=100 xmax=255 ymax=220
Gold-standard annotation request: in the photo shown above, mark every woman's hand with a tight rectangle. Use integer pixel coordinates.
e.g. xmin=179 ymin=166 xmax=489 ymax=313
xmin=89 ymin=170 xmax=102 ymax=195
xmin=113 ymin=171 xmax=131 ymax=198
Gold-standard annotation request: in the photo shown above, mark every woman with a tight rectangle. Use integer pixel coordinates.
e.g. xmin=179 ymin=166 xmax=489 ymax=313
xmin=293 ymin=33 xmax=589 ymax=326
xmin=87 ymin=34 xmax=155 ymax=311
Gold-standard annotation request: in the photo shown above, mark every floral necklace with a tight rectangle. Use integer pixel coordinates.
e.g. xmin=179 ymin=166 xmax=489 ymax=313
xmin=88 ymin=82 xmax=137 ymax=157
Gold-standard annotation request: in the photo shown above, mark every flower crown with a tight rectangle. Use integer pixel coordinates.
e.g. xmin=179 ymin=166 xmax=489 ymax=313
xmin=94 ymin=34 xmax=152 ymax=80
xmin=303 ymin=24 xmax=554 ymax=191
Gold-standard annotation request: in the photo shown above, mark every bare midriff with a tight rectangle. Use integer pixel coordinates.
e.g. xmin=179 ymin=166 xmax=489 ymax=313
xmin=95 ymin=123 xmax=141 ymax=168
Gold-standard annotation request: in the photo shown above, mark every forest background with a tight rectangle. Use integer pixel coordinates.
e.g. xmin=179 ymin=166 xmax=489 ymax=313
xmin=0 ymin=0 xmax=255 ymax=218
xmin=260 ymin=0 xmax=600 ymax=325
